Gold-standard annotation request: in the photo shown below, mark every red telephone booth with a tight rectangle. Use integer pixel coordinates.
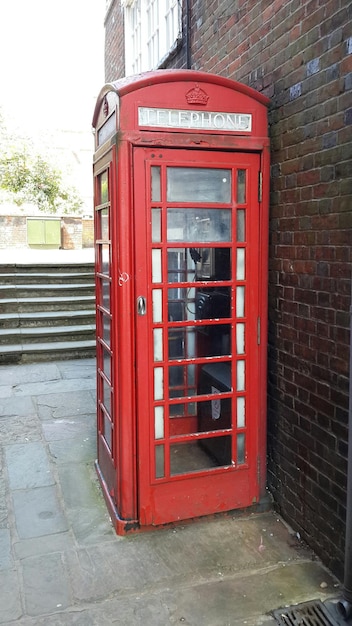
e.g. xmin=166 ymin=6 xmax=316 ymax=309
xmin=92 ymin=70 xmax=270 ymax=534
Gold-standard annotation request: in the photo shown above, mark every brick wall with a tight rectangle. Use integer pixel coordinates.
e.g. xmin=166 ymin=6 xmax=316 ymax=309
xmin=82 ymin=218 xmax=94 ymax=248
xmin=0 ymin=216 xmax=28 ymax=248
xmin=61 ymin=217 xmax=83 ymax=249
xmin=105 ymin=0 xmax=125 ymax=81
xmin=105 ymin=0 xmax=352 ymax=577
xmin=0 ymin=216 xmax=93 ymax=251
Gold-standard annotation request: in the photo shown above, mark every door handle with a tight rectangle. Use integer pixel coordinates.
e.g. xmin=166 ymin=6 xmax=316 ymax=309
xmin=137 ymin=296 xmax=146 ymax=316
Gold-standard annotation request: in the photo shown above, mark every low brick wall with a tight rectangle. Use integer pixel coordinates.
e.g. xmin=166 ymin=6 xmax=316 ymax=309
xmin=0 ymin=215 xmax=94 ymax=250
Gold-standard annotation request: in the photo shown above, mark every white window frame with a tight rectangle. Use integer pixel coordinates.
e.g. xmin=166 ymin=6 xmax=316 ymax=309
xmin=123 ymin=0 xmax=182 ymax=75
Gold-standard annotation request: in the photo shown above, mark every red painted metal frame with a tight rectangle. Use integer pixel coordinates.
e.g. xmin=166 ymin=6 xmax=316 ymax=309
xmin=134 ymin=148 xmax=261 ymax=526
xmin=92 ymin=70 xmax=270 ymax=534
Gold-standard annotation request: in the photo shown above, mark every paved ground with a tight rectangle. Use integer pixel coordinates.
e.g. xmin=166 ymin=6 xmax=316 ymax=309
xmin=0 ymin=357 xmax=349 ymax=625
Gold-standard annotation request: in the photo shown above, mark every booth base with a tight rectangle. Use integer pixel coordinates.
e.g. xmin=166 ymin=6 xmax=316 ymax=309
xmin=95 ymin=461 xmax=140 ymax=535
xmin=95 ymin=460 xmax=272 ymax=536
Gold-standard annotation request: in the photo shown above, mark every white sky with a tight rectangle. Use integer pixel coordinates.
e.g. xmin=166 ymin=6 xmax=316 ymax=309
xmin=0 ymin=0 xmax=105 ymax=133
xmin=0 ymin=0 xmax=106 ymax=214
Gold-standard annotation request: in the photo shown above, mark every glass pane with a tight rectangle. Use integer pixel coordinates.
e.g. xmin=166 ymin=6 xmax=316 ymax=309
xmin=102 ymin=379 xmax=112 ymax=414
xmin=154 ymin=367 xmax=164 ymax=400
xmin=169 ymin=362 xmax=232 ymax=399
xmin=168 ymin=324 xmax=231 ymax=359
xmin=236 ymin=323 xmax=245 ymax=354
xmin=167 ymin=249 xmax=194 ymax=283
xmin=103 ymin=413 xmax=112 ymax=450
xmin=168 ymin=288 xmax=195 ymax=321
xmin=170 ymin=402 xmax=188 ymax=417
xmin=237 ymin=360 xmax=245 ymax=391
xmin=206 ymin=391 xmax=231 ymax=428
xmin=152 ymin=289 xmax=162 ymax=322
xmin=155 ymin=406 xmax=164 ymax=439
xmin=169 ymin=396 xmax=231 ymax=435
xmin=194 ymin=247 xmax=231 ymax=280
xmin=99 ymin=171 xmax=108 ymax=204
xmin=101 ymin=208 xmax=109 ymax=240
xmin=151 ymin=166 xmax=161 ymax=201
xmin=237 ymin=210 xmax=245 ymax=242
xmin=237 ymin=433 xmax=245 ymax=465
xmin=102 ymin=314 xmax=111 ymax=346
xmin=167 ymin=168 xmax=231 ymax=203
xmin=153 ymin=328 xmax=163 ymax=361
xmin=195 ymin=289 xmax=231 ymax=319
xmin=167 ymin=248 xmax=231 ymax=282
xmin=99 ymin=278 xmax=110 ymax=312
xmin=236 ymin=286 xmax=245 ymax=318
xmin=237 ymin=397 xmax=245 ymax=428
xmin=167 ymin=209 xmax=231 ymax=242
xmin=99 ymin=244 xmax=110 ymax=276
xmin=170 ymin=437 xmax=232 ymax=475
xmin=169 ymin=409 xmax=197 ymax=431
xmin=103 ymin=347 xmax=111 ymax=382
xmin=236 ymin=248 xmax=245 ymax=280
xmin=155 ymin=445 xmax=164 ymax=478
xmin=152 ymin=208 xmax=161 ymax=242
xmin=169 ymin=363 xmax=196 ymax=398
xmin=237 ymin=170 xmax=246 ymax=204
xmin=152 ymin=249 xmax=162 ymax=283
xmin=199 ymin=362 xmax=232 ymax=393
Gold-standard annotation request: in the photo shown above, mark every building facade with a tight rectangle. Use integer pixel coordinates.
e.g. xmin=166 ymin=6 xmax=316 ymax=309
xmin=103 ymin=0 xmax=352 ymax=579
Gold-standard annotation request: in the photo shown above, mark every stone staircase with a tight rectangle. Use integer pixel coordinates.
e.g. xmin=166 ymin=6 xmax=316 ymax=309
xmin=0 ymin=263 xmax=96 ymax=363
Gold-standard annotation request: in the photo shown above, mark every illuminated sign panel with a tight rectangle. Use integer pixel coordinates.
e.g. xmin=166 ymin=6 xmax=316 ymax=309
xmin=138 ymin=107 xmax=252 ymax=132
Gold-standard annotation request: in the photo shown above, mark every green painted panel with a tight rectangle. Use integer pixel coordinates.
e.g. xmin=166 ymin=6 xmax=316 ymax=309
xmin=27 ymin=219 xmax=45 ymax=244
xmin=27 ymin=219 xmax=61 ymax=246
xmin=45 ymin=220 xmax=61 ymax=245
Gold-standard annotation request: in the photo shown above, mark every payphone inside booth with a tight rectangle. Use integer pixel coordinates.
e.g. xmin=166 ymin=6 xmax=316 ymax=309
xmin=92 ymin=70 xmax=270 ymax=534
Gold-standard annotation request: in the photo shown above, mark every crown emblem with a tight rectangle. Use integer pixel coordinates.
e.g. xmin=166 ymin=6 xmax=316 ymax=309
xmin=185 ymin=84 xmax=209 ymax=106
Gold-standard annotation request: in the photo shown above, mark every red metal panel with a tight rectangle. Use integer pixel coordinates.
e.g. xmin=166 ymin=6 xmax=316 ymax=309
xmin=92 ymin=70 xmax=270 ymax=533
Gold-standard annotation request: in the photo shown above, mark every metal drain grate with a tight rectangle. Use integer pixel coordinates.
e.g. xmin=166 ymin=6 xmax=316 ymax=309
xmin=272 ymin=600 xmax=339 ymax=626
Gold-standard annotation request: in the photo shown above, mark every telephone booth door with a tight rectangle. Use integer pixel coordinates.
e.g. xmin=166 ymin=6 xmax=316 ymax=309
xmin=134 ymin=147 xmax=263 ymax=526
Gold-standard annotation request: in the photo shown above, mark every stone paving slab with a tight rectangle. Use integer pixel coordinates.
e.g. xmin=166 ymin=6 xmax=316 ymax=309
xmin=12 ymin=485 xmax=69 ymax=539
xmin=5 ymin=441 xmax=54 ymax=489
xmin=36 ymin=390 xmax=95 ymax=420
xmin=22 ymin=552 xmax=72 ymax=617
xmin=0 ymin=414 xmax=42 ymax=444
xmin=56 ymin=360 xmax=96 ymax=380
xmin=13 ymin=531 xmax=75 ymax=561
xmin=0 ymin=569 xmax=22 ymax=623
xmin=0 ymin=395 xmax=36 ymax=417
xmin=57 ymin=463 xmax=106 ymax=511
xmin=0 ymin=363 xmax=61 ymax=386
xmin=48 ymin=435 xmax=96 ymax=464
xmin=0 ymin=528 xmax=12 ymax=570
xmin=42 ymin=416 xmax=94 ymax=442
xmin=12 ymin=377 xmax=96 ymax=397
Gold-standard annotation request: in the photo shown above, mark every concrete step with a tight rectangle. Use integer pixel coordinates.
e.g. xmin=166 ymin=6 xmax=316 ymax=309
xmin=0 ymin=271 xmax=95 ymax=285
xmin=0 ymin=283 xmax=95 ymax=298
xmin=0 ymin=339 xmax=96 ymax=364
xmin=1 ymin=324 xmax=96 ymax=345
xmin=0 ymin=309 xmax=96 ymax=329
xmin=0 ymin=294 xmax=95 ymax=313
xmin=0 ymin=263 xmax=95 ymax=275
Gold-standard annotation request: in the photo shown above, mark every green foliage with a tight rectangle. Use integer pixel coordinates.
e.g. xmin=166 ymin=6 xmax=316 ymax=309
xmin=0 ymin=114 xmax=83 ymax=214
